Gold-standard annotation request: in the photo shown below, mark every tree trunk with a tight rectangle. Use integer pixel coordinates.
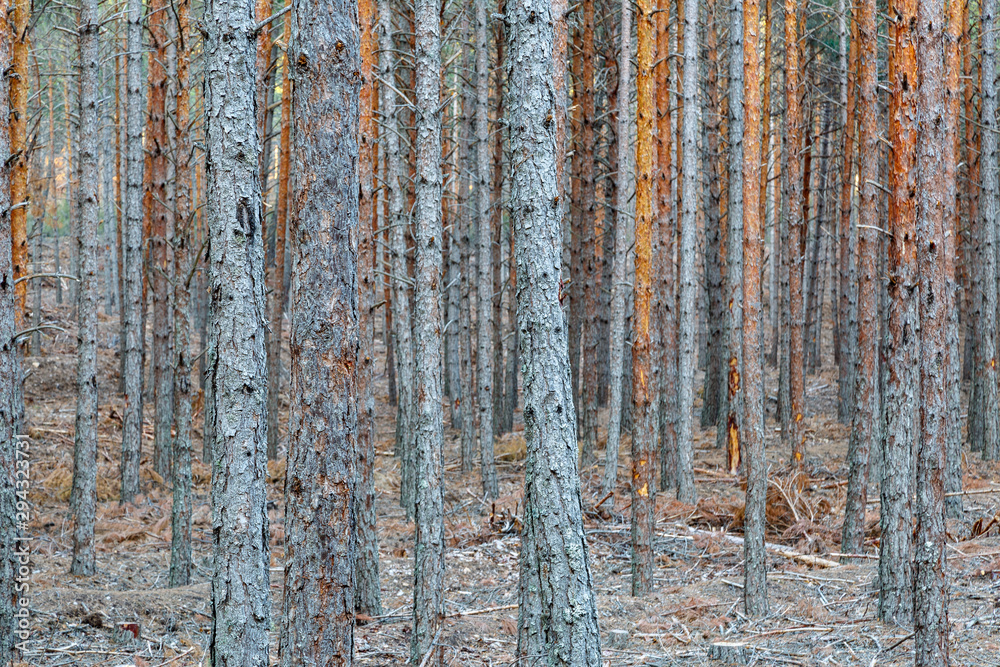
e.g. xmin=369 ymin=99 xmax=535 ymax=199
xmin=410 ymin=0 xmax=446 ymax=657
xmin=115 ymin=47 xmax=124 ymax=380
xmin=169 ymin=0 xmax=193 ymax=588
xmin=120 ymin=0 xmax=145 ymax=504
xmin=676 ymin=0 xmax=699 ymax=503
xmin=841 ymin=0 xmax=880 ymax=560
xmin=878 ymin=0 xmax=917 ymax=623
xmin=0 ymin=5 xmax=23 ymax=660
xmin=944 ymin=0 xmax=964 ymax=518
xmin=602 ymin=0 xmax=632 ymax=494
xmin=356 ymin=0 xmax=383 ymax=616
xmin=491 ymin=4 xmax=506 ymax=440
xmin=280 ymin=1 xmax=363 ymax=661
xmin=656 ymin=0 xmax=677 ymax=492
xmin=700 ymin=5 xmax=726 ymax=431
xmin=381 ymin=0 xmax=415 ymax=517
xmin=204 ymin=0 xmax=271 ymax=662
xmin=508 ymin=0 xmax=602 ymax=658
xmin=10 ymin=0 xmax=28 ymax=327
xmin=914 ymin=0 xmax=950 ymax=658
xmin=974 ymin=0 xmax=1000 ymax=459
xmin=837 ymin=0 xmax=858 ymax=423
xmin=630 ymin=0 xmax=656 ymax=596
xmin=70 ymin=0 xmax=100 ymax=578
xmin=580 ymin=0 xmax=600 ymax=472
xmin=146 ymin=0 xmax=174 ymax=483
xmin=782 ymin=0 xmax=805 ymax=467
xmin=475 ymin=0 xmax=498 ymax=499
xmin=741 ymin=0 xmax=767 ymax=615
xmin=267 ymin=12 xmax=292 ymax=461
xmin=718 ymin=0 xmax=745 ymax=474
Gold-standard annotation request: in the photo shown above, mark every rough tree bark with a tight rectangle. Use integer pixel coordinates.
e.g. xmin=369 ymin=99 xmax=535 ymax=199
xmin=169 ymin=0 xmax=193 ymax=588
xmin=841 ymin=0 xmax=880 ymax=559
xmin=204 ymin=0 xmax=271 ymax=663
xmin=508 ymin=0 xmax=602 ymax=658
xmin=580 ymin=0 xmax=600 ymax=473
xmin=943 ymin=0 xmax=964 ymax=517
xmin=602 ymin=0 xmax=632 ymax=494
xmin=656 ymin=0 xmax=677 ymax=492
xmin=280 ymin=0 xmax=362 ymax=660
xmin=0 ymin=4 xmax=22 ymax=660
xmin=914 ymin=0 xmax=950 ymax=657
xmin=837 ymin=4 xmax=858 ymax=423
xmin=782 ymin=0 xmax=805 ymax=467
xmin=475 ymin=0 xmax=498 ymax=499
xmin=10 ymin=0 xmax=28 ymax=325
xmin=878 ymin=0 xmax=917 ymax=624
xmin=410 ymin=0 xmax=446 ymax=657
xmin=742 ymin=0 xmax=767 ymax=616
xmin=146 ymin=0 xmax=174 ymax=482
xmin=70 ymin=0 xmax=100 ymax=578
xmin=120 ymin=0 xmax=145 ymax=504
xmin=631 ymin=0 xmax=656 ymax=595
xmin=974 ymin=0 xmax=1000 ymax=459
xmin=381 ymin=0 xmax=415 ymax=517
xmin=676 ymin=0 xmax=700 ymax=503
xmin=718 ymin=0 xmax=745 ymax=474
xmin=356 ymin=0 xmax=383 ymax=617
xmin=267 ymin=12 xmax=292 ymax=463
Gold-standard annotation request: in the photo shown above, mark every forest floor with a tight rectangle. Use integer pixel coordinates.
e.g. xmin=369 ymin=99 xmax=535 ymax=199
xmin=14 ymin=289 xmax=1000 ymax=667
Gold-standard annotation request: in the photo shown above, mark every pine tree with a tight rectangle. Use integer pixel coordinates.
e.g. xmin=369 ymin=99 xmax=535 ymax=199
xmin=475 ymin=0 xmax=498 ymax=499
xmin=411 ymin=0 xmax=446 ymax=657
xmin=914 ymin=0 xmax=950 ymax=656
xmin=878 ymin=0 xmax=917 ymax=623
xmin=741 ymin=0 xmax=768 ymax=616
xmin=204 ymin=0 xmax=271 ymax=662
xmin=841 ymin=0 xmax=880 ymax=559
xmin=631 ymin=0 xmax=656 ymax=595
xmin=169 ymin=0 xmax=194 ymax=588
xmin=508 ymin=0 xmax=602 ymax=656
xmin=676 ymin=0 xmax=700 ymax=503
xmin=0 ymin=2 xmax=22 ymax=659
xmin=280 ymin=0 xmax=363 ymax=659
xmin=70 ymin=0 xmax=101 ymax=577
xmin=120 ymin=0 xmax=145 ymax=504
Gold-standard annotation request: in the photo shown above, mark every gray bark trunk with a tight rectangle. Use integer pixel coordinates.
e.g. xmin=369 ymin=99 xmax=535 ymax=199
xmin=676 ymin=0 xmax=700 ymax=503
xmin=446 ymin=226 xmax=463 ymax=434
xmin=602 ymin=0 xmax=633 ymax=496
xmin=204 ymin=0 xmax=271 ymax=663
xmin=507 ymin=0 xmax=602 ymax=659
xmin=411 ymin=0 xmax=446 ymax=659
xmin=975 ymin=0 xmax=1000 ymax=460
xmin=914 ymin=1 xmax=950 ymax=658
xmin=842 ymin=0 xmax=880 ymax=564
xmin=381 ymin=0 xmax=416 ymax=517
xmin=120 ymin=0 xmax=145 ymax=504
xmin=280 ymin=0 xmax=363 ymax=660
xmin=169 ymin=0 xmax=193 ymax=588
xmin=717 ymin=0 xmax=744 ymax=464
xmin=475 ymin=0 xmax=498 ymax=499
xmin=70 ymin=0 xmax=100 ymax=577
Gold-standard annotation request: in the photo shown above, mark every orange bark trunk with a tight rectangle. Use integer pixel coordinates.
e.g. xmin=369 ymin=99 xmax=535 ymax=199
xmin=10 ymin=0 xmax=29 ymax=325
